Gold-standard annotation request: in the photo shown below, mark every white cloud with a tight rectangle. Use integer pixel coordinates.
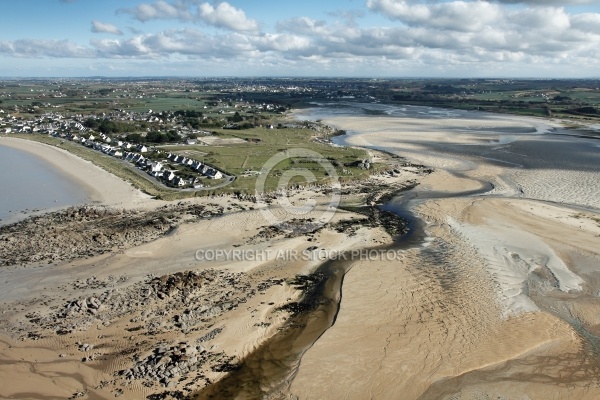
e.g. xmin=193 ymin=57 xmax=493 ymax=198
xmin=91 ymin=20 xmax=123 ymax=35
xmin=119 ymin=0 xmax=194 ymax=22
xmin=92 ymin=37 xmax=154 ymax=58
xmin=198 ymin=2 xmax=259 ymax=32
xmin=91 ymin=29 xmax=251 ymax=59
xmin=366 ymin=0 xmax=503 ymax=32
xmin=572 ymin=12 xmax=600 ymax=32
xmin=0 ymin=39 xmax=94 ymax=58
xmin=119 ymin=1 xmax=259 ymax=32
xmin=254 ymin=33 xmax=312 ymax=52
xmin=276 ymin=17 xmax=331 ymax=36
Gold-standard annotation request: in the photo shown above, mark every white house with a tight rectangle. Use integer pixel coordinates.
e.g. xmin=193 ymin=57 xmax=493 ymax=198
xmin=150 ymin=161 xmax=163 ymax=172
xmin=164 ymin=171 xmax=176 ymax=181
xmin=112 ymin=149 xmax=124 ymax=157
xmin=172 ymin=177 xmax=187 ymax=187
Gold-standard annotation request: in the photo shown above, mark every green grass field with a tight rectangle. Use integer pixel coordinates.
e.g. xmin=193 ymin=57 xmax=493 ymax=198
xmin=11 ymin=126 xmax=376 ymax=198
xmin=159 ymin=126 xmax=376 ymax=193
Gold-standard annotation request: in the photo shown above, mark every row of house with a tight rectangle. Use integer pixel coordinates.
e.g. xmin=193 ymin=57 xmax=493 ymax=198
xmin=166 ymin=152 xmax=223 ymax=179
xmin=122 ymin=153 xmax=192 ymax=187
xmin=57 ymin=131 xmax=223 ymax=188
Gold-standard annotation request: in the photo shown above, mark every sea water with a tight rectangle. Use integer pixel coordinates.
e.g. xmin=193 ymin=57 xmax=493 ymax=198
xmin=296 ymin=102 xmax=600 ymax=210
xmin=0 ymin=144 xmax=88 ymax=224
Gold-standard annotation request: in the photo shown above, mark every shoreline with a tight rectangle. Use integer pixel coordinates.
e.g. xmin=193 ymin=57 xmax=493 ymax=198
xmin=2 ymin=103 xmax=600 ymax=398
xmin=0 ymin=136 xmax=154 ymax=212
xmin=0 ymin=131 xmax=423 ymax=399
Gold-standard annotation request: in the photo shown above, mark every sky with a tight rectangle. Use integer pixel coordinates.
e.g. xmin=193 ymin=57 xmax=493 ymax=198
xmin=1 ymin=0 xmax=600 ymax=78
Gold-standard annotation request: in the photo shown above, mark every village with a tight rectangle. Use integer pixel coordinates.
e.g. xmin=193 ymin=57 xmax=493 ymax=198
xmin=76 ymin=132 xmax=226 ymax=189
xmin=0 ymin=112 xmax=229 ymax=189
xmin=0 ymin=103 xmax=250 ymax=189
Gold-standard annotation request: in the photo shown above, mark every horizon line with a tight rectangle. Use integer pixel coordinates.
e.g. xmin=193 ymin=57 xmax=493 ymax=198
xmin=2 ymin=76 xmax=600 ymax=81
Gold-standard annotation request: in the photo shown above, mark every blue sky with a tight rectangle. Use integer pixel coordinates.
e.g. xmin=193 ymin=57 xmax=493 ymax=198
xmin=1 ymin=0 xmax=600 ymax=77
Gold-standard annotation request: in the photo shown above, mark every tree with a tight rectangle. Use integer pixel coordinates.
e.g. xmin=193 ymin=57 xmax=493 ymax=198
xmin=126 ymin=133 xmax=143 ymax=144
xmin=146 ymin=131 xmax=165 ymax=143
xmin=166 ymin=130 xmax=181 ymax=142
xmin=229 ymin=111 xmax=244 ymax=123
xmin=84 ymin=118 xmax=100 ymax=130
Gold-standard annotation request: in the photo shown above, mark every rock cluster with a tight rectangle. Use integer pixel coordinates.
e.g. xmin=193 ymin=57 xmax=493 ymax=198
xmin=0 ymin=203 xmax=223 ymax=267
xmin=118 ymin=342 xmax=207 ymax=386
xmin=3 ymin=268 xmax=285 ymax=398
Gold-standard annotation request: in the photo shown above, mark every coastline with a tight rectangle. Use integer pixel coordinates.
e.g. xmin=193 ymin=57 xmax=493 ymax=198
xmin=0 ymin=136 xmax=154 ymax=212
xmin=2 ymin=102 xmax=600 ymax=399
xmin=0 ymin=132 xmax=423 ymax=399
xmin=288 ymin=105 xmax=600 ymax=399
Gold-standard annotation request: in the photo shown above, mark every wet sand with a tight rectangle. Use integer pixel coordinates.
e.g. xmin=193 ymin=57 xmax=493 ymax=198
xmin=289 ymin=106 xmax=600 ymax=399
xmin=3 ymin=106 xmax=600 ymax=399
xmin=0 ymin=136 xmax=420 ymax=399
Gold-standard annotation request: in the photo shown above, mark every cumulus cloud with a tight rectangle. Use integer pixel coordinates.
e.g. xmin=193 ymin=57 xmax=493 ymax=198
xmin=572 ymin=12 xmax=600 ymax=32
xmin=3 ymin=0 xmax=600 ymax=75
xmin=492 ymin=0 xmax=600 ymax=4
xmin=253 ymin=33 xmax=312 ymax=53
xmin=276 ymin=17 xmax=331 ymax=36
xmin=91 ymin=29 xmax=248 ymax=59
xmin=92 ymin=37 xmax=154 ymax=58
xmin=198 ymin=2 xmax=259 ymax=32
xmin=119 ymin=1 xmax=259 ymax=32
xmin=91 ymin=20 xmax=123 ymax=35
xmin=366 ymin=0 xmax=503 ymax=32
xmin=118 ymin=0 xmax=194 ymax=22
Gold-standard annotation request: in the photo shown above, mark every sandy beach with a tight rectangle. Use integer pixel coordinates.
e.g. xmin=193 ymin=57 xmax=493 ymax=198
xmin=0 ymin=137 xmax=153 ymax=211
xmin=288 ymin=108 xmax=600 ymax=399
xmin=2 ymin=106 xmax=600 ymax=399
xmin=0 ymin=136 xmax=420 ymax=399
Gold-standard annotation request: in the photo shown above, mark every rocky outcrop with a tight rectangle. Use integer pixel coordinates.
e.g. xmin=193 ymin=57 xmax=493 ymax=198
xmin=0 ymin=204 xmax=223 ymax=267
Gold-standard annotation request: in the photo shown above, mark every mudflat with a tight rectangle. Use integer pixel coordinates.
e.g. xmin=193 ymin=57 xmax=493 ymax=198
xmin=289 ymin=108 xmax=600 ymax=399
xmin=2 ymin=106 xmax=600 ymax=399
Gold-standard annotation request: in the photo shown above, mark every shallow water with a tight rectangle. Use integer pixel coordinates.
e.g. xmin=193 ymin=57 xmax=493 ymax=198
xmin=0 ymin=144 xmax=87 ymax=224
xmin=286 ymin=103 xmax=600 ymax=398
xmin=298 ymin=103 xmax=600 ymax=210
